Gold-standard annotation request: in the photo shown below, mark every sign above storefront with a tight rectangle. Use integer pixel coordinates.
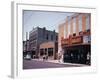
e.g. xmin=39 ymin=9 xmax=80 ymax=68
xmin=71 ymin=36 xmax=82 ymax=44
xmin=83 ymin=35 xmax=91 ymax=43
xmin=61 ymin=36 xmax=83 ymax=45
xmin=61 ymin=39 xmax=69 ymax=45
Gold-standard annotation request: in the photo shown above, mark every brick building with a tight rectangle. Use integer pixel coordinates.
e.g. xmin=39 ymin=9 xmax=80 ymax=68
xmin=29 ymin=27 xmax=58 ymax=59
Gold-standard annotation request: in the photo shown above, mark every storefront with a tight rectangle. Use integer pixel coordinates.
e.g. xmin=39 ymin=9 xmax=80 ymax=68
xmin=61 ymin=31 xmax=91 ymax=65
xmin=63 ymin=44 xmax=90 ymax=64
xmin=39 ymin=41 xmax=58 ymax=60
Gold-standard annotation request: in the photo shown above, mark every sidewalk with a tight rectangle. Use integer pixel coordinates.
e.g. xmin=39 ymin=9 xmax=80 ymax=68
xmin=32 ymin=59 xmax=88 ymax=66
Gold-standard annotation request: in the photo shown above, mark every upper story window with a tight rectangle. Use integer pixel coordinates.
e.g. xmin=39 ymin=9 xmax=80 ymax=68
xmin=46 ymin=34 xmax=48 ymax=40
xmin=56 ymin=35 xmax=58 ymax=41
xmin=51 ymin=35 xmax=53 ymax=40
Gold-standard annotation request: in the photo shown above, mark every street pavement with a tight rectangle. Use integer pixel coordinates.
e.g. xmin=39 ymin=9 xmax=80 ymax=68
xmin=23 ymin=59 xmax=87 ymax=69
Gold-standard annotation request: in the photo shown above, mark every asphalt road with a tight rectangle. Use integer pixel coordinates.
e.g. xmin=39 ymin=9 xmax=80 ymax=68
xmin=23 ymin=59 xmax=85 ymax=69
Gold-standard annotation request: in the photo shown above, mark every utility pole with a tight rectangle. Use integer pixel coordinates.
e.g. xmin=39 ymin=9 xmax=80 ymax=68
xmin=26 ymin=32 xmax=28 ymax=53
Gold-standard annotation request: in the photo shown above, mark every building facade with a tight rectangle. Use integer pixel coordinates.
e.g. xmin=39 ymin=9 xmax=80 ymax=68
xmin=39 ymin=41 xmax=58 ymax=60
xmin=58 ymin=13 xmax=91 ymax=65
xmin=23 ymin=40 xmax=30 ymax=57
xmin=29 ymin=27 xmax=58 ymax=59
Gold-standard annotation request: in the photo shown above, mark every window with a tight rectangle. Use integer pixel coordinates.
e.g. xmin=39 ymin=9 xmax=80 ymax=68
xmin=48 ymin=48 xmax=53 ymax=56
xmin=55 ymin=36 xmax=57 ymax=41
xmin=51 ymin=35 xmax=53 ymax=40
xmin=40 ymin=49 xmax=44 ymax=56
xmin=45 ymin=48 xmax=47 ymax=55
xmin=46 ymin=34 xmax=48 ymax=40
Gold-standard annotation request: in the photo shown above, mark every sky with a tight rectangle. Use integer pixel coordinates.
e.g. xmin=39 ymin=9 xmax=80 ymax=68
xmin=23 ymin=10 xmax=75 ymax=40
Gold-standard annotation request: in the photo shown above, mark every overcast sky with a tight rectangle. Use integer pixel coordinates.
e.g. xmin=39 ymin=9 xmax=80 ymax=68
xmin=23 ymin=10 xmax=74 ymax=40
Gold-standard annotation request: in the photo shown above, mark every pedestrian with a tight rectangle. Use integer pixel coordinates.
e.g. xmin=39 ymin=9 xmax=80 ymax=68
xmin=58 ymin=53 xmax=62 ymax=63
xmin=46 ymin=55 xmax=48 ymax=60
xmin=86 ymin=52 xmax=90 ymax=65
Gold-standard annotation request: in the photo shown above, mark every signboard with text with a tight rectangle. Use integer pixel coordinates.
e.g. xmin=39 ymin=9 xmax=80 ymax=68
xmin=71 ymin=36 xmax=82 ymax=44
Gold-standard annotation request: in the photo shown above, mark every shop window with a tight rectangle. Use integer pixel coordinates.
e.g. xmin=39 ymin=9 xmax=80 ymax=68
xmin=40 ymin=49 xmax=44 ymax=56
xmin=45 ymin=48 xmax=47 ymax=52
xmin=48 ymin=48 xmax=53 ymax=56
xmin=45 ymin=48 xmax=47 ymax=55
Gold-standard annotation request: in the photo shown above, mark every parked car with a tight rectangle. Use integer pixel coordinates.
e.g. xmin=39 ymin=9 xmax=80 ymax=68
xmin=24 ymin=54 xmax=31 ymax=60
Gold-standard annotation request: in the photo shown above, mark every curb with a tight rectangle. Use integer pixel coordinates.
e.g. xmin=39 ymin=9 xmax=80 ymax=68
xmin=32 ymin=59 xmax=88 ymax=66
